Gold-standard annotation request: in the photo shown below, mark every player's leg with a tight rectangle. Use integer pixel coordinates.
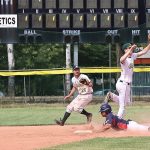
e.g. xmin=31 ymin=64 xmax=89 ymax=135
xmin=104 ymin=92 xmax=119 ymax=103
xmin=116 ymin=82 xmax=127 ymax=118
xmin=117 ymin=99 xmax=125 ymax=119
xmin=55 ymin=96 xmax=78 ymax=126
xmin=127 ymin=121 xmax=149 ymax=132
xmin=55 ymin=112 xmax=71 ymax=126
xmin=74 ymin=94 xmax=93 ymax=123
xmin=104 ymin=81 xmax=119 ymax=103
xmin=81 ymin=109 xmax=92 ymax=123
xmin=125 ymin=85 xmax=131 ymax=105
xmin=104 ymin=91 xmax=113 ymax=103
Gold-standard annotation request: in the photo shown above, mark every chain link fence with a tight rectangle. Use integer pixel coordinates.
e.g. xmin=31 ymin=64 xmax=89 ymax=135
xmin=0 ymin=71 xmax=149 ymax=103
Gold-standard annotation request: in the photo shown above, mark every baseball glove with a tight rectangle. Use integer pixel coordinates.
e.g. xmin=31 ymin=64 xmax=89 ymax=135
xmin=79 ymin=78 xmax=88 ymax=85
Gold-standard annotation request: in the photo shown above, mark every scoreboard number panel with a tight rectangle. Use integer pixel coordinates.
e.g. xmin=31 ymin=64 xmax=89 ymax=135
xmin=146 ymin=14 xmax=150 ymax=28
xmin=32 ymin=0 xmax=43 ymax=9
xmin=100 ymin=14 xmax=111 ymax=28
xmin=100 ymin=0 xmax=111 ymax=8
xmin=146 ymin=0 xmax=150 ymax=8
xmin=59 ymin=0 xmax=70 ymax=9
xmin=128 ymin=14 xmax=138 ymax=28
xmin=114 ymin=14 xmax=125 ymax=28
xmin=86 ymin=0 xmax=97 ymax=9
xmin=73 ymin=14 xmax=84 ymax=28
xmin=46 ymin=14 xmax=56 ymax=28
xmin=59 ymin=14 xmax=70 ymax=28
xmin=128 ymin=0 xmax=138 ymax=8
xmin=18 ymin=0 xmax=29 ymax=9
xmin=87 ymin=14 xmax=97 ymax=28
xmin=45 ymin=0 xmax=56 ymax=9
xmin=32 ymin=14 xmax=43 ymax=28
xmin=114 ymin=0 xmax=124 ymax=8
xmin=73 ymin=0 xmax=84 ymax=9
xmin=18 ymin=14 xmax=29 ymax=28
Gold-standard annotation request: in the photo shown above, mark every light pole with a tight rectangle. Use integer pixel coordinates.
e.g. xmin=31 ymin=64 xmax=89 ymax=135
xmin=3 ymin=0 xmax=15 ymax=97
xmin=66 ymin=43 xmax=71 ymax=95
xmin=73 ymin=43 xmax=78 ymax=66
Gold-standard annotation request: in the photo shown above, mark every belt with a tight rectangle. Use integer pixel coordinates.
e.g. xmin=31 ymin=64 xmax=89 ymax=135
xmin=79 ymin=93 xmax=93 ymax=95
xmin=120 ymin=80 xmax=130 ymax=85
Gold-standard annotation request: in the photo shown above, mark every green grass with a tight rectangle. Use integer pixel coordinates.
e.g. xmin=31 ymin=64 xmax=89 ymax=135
xmin=0 ymin=102 xmax=150 ymax=126
xmin=43 ymin=137 xmax=150 ymax=150
xmin=0 ymin=102 xmax=150 ymax=150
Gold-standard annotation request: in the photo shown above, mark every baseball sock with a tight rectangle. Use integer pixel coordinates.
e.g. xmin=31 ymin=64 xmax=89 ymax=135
xmin=81 ymin=109 xmax=91 ymax=116
xmin=62 ymin=112 xmax=71 ymax=123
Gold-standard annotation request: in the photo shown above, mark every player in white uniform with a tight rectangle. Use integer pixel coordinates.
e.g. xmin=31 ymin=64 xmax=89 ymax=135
xmin=55 ymin=66 xmax=93 ymax=126
xmin=105 ymin=35 xmax=150 ymax=119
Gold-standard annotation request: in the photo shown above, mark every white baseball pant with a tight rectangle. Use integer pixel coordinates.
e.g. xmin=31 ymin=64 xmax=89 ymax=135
xmin=127 ymin=121 xmax=149 ymax=132
xmin=66 ymin=94 xmax=92 ymax=113
xmin=111 ymin=80 xmax=131 ymax=118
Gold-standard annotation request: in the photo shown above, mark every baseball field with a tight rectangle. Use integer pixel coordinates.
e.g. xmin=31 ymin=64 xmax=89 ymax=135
xmin=0 ymin=102 xmax=150 ymax=150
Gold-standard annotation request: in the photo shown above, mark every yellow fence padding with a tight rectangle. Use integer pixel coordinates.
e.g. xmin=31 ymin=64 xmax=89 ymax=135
xmin=0 ymin=67 xmax=149 ymax=76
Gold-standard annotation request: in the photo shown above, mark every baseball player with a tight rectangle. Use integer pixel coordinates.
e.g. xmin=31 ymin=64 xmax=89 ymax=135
xmin=105 ymin=34 xmax=150 ymax=118
xmin=55 ymin=66 xmax=93 ymax=126
xmin=98 ymin=103 xmax=150 ymax=132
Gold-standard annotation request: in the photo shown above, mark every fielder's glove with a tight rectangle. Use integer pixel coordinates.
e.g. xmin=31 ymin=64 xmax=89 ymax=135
xmin=79 ymin=78 xmax=88 ymax=85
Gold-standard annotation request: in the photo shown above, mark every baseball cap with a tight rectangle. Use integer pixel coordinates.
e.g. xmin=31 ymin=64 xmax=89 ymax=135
xmin=73 ymin=65 xmax=80 ymax=70
xmin=122 ymin=43 xmax=131 ymax=51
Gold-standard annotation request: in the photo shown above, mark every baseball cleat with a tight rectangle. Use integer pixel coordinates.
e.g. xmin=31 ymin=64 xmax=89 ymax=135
xmin=104 ymin=92 xmax=112 ymax=103
xmin=87 ymin=113 xmax=92 ymax=124
xmin=55 ymin=119 xmax=64 ymax=126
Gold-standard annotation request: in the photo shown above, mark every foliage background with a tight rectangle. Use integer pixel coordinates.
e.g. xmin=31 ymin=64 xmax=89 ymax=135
xmin=0 ymin=43 xmax=122 ymax=96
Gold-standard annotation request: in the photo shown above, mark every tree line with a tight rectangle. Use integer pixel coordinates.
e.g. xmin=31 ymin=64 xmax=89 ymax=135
xmin=0 ymin=44 xmax=117 ymax=96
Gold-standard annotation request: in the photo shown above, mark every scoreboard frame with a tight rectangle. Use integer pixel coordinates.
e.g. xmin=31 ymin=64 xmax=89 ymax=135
xmin=15 ymin=0 xmax=147 ymax=31
xmin=0 ymin=0 xmax=150 ymax=43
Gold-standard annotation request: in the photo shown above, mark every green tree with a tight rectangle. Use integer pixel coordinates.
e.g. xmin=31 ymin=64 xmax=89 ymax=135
xmin=14 ymin=44 xmax=65 ymax=96
xmin=0 ymin=43 xmax=118 ymax=96
xmin=79 ymin=44 xmax=116 ymax=67
xmin=14 ymin=44 xmax=65 ymax=69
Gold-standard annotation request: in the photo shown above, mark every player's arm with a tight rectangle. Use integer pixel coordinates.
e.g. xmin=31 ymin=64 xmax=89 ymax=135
xmin=97 ymin=124 xmax=112 ymax=132
xmin=137 ymin=35 xmax=150 ymax=57
xmin=64 ymin=86 xmax=76 ymax=100
xmin=120 ymin=44 xmax=137 ymax=64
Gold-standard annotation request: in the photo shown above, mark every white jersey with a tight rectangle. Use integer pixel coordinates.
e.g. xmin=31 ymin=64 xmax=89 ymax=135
xmin=119 ymin=53 xmax=138 ymax=83
xmin=72 ymin=74 xmax=93 ymax=95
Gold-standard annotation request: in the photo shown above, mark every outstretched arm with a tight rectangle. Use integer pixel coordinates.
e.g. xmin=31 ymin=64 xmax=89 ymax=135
xmin=97 ymin=124 xmax=112 ymax=133
xmin=137 ymin=34 xmax=150 ymax=57
xmin=120 ymin=44 xmax=137 ymax=64
xmin=64 ymin=86 xmax=76 ymax=100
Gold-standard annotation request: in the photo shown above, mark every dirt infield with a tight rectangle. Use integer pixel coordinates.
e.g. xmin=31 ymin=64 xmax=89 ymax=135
xmin=0 ymin=124 xmax=150 ymax=150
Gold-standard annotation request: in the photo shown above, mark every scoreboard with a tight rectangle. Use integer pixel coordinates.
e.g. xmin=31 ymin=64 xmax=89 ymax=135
xmin=16 ymin=0 xmax=148 ymax=30
xmin=0 ymin=0 xmax=150 ymax=43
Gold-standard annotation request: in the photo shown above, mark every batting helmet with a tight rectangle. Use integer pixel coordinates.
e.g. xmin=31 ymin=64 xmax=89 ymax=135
xmin=99 ymin=103 xmax=112 ymax=113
